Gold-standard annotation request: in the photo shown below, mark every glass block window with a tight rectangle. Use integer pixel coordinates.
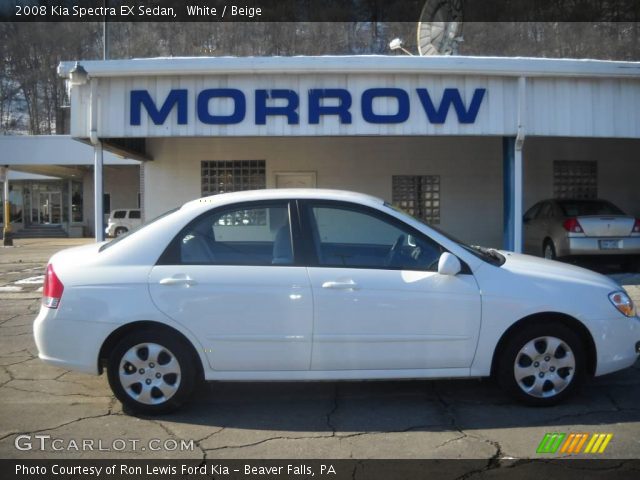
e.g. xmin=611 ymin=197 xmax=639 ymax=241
xmin=201 ymin=160 xmax=266 ymax=196
xmin=392 ymin=175 xmax=441 ymax=224
xmin=553 ymin=161 xmax=597 ymax=200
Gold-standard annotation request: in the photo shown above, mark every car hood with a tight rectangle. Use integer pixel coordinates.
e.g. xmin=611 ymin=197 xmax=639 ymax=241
xmin=497 ymin=251 xmax=619 ymax=291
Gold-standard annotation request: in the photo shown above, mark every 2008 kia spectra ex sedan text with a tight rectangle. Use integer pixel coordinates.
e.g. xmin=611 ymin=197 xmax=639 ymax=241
xmin=34 ymin=189 xmax=640 ymax=415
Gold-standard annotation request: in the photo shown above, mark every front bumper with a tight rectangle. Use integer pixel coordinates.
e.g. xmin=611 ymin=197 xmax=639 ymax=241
xmin=591 ymin=313 xmax=640 ymax=376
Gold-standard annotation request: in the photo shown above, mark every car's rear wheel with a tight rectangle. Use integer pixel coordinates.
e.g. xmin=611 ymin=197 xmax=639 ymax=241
xmin=497 ymin=323 xmax=585 ymax=406
xmin=107 ymin=330 xmax=197 ymax=415
xmin=114 ymin=227 xmax=128 ymax=237
xmin=543 ymin=240 xmax=556 ymax=260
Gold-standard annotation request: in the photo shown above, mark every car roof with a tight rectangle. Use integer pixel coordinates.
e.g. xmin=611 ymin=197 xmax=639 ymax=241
xmin=182 ymin=189 xmax=386 ymax=211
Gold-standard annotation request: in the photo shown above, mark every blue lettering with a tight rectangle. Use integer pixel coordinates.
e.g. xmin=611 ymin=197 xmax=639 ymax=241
xmin=130 ymin=89 xmax=187 ymax=125
xmin=129 ymin=87 xmax=486 ymax=127
xmin=361 ymin=88 xmax=410 ymax=124
xmin=197 ymin=89 xmax=245 ymax=124
xmin=416 ymin=88 xmax=486 ymax=124
xmin=308 ymin=89 xmax=352 ymax=124
xmin=255 ymin=90 xmax=299 ymax=125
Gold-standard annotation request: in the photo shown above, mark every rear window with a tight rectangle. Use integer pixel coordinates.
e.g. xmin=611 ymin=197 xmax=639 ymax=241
xmin=128 ymin=210 xmax=141 ymax=219
xmin=100 ymin=208 xmax=179 ymax=252
xmin=558 ymin=200 xmax=625 ymax=217
xmin=113 ymin=210 xmax=126 ymax=219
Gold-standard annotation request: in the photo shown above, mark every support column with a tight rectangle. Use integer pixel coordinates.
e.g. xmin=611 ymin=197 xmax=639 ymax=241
xmin=67 ymin=178 xmax=72 ymax=234
xmin=94 ymin=142 xmax=104 ymax=242
xmin=502 ymin=137 xmax=523 ymax=253
xmin=503 ymin=137 xmax=515 ymax=251
xmin=514 ymin=144 xmax=523 ymax=253
xmin=1 ymin=166 xmax=13 ymax=246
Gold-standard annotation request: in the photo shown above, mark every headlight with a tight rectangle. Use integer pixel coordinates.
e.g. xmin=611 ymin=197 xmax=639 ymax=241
xmin=608 ymin=291 xmax=637 ymax=318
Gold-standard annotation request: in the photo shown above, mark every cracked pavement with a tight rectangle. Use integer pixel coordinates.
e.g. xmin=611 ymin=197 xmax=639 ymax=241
xmin=1 ymin=239 xmax=639 ymax=462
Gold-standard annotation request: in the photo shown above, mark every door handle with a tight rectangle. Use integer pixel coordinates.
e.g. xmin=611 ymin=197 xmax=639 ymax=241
xmin=159 ymin=275 xmax=197 ymax=287
xmin=322 ymin=280 xmax=359 ymax=290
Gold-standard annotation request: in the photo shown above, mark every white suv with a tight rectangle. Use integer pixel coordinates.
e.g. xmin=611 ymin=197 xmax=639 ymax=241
xmin=105 ymin=209 xmax=142 ymax=237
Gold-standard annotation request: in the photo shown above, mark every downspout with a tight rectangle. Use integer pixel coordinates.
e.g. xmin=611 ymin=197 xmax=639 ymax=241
xmin=89 ymin=77 xmax=105 ymax=242
xmin=513 ymin=76 xmax=527 ymax=253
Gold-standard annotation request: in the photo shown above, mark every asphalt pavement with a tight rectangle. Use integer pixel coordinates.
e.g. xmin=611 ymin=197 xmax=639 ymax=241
xmin=0 ymin=239 xmax=639 ymax=463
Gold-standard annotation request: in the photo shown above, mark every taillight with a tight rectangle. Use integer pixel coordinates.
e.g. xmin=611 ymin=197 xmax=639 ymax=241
xmin=633 ymin=219 xmax=640 ymax=233
xmin=42 ymin=264 xmax=64 ymax=309
xmin=563 ymin=218 xmax=584 ymax=233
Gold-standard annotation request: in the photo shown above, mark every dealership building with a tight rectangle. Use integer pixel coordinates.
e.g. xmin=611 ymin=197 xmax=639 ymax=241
xmin=49 ymin=55 xmax=640 ymax=249
xmin=0 ymin=135 xmax=139 ymax=238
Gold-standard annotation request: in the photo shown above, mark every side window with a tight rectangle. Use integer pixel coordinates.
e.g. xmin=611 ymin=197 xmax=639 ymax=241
xmin=523 ymin=203 xmax=541 ymax=222
xmin=537 ymin=203 xmax=552 ymax=219
xmin=128 ymin=210 xmax=141 ymax=219
xmin=172 ymin=202 xmax=293 ymax=266
xmin=113 ymin=210 xmax=126 ymax=219
xmin=307 ymin=204 xmax=443 ymax=271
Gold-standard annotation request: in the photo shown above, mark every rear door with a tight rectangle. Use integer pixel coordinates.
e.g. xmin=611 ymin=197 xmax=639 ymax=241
xmin=148 ymin=200 xmax=313 ymax=371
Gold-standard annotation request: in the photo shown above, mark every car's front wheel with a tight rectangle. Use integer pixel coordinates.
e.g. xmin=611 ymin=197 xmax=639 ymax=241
xmin=497 ymin=323 xmax=586 ymax=406
xmin=107 ymin=330 xmax=197 ymax=415
xmin=114 ymin=227 xmax=128 ymax=237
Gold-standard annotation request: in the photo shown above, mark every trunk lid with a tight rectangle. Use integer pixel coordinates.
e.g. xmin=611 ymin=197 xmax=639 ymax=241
xmin=577 ymin=216 xmax=635 ymax=237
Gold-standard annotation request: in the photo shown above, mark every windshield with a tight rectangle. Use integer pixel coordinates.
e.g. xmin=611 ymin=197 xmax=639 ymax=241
xmin=99 ymin=207 xmax=180 ymax=252
xmin=384 ymin=202 xmax=505 ymax=266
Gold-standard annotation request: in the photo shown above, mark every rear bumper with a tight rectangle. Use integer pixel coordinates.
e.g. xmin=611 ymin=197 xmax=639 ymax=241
xmin=33 ymin=305 xmax=114 ymax=375
xmin=557 ymin=236 xmax=640 ymax=257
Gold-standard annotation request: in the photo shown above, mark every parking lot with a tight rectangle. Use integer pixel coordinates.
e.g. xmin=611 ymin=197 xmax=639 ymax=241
xmin=1 ymin=239 xmax=639 ymax=462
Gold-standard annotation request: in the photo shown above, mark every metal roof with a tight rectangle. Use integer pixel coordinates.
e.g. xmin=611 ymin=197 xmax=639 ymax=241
xmin=59 ymin=55 xmax=640 ymax=80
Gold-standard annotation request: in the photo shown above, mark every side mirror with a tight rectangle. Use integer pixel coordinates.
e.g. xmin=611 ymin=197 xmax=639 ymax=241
xmin=437 ymin=252 xmax=461 ymax=276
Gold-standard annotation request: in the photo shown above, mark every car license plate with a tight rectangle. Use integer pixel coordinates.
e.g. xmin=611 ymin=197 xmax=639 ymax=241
xmin=599 ymin=239 xmax=621 ymax=250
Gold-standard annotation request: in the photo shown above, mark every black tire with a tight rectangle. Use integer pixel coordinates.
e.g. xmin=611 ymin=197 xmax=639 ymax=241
xmin=114 ymin=227 xmax=128 ymax=237
xmin=497 ymin=322 xmax=586 ymax=406
xmin=107 ymin=329 xmax=198 ymax=415
xmin=543 ymin=240 xmax=556 ymax=260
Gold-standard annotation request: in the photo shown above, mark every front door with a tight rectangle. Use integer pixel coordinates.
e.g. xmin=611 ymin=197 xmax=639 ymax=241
xmin=302 ymin=201 xmax=482 ymax=371
xmin=148 ymin=201 xmax=313 ymax=372
xmin=37 ymin=192 xmax=62 ymax=224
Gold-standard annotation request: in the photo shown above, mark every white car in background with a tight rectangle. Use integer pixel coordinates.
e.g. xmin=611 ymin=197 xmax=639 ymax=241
xmin=34 ymin=190 xmax=639 ymax=415
xmin=105 ymin=208 xmax=142 ymax=237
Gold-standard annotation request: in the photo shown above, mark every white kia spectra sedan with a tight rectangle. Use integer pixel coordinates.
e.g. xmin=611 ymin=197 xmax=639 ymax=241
xmin=34 ymin=189 xmax=639 ymax=414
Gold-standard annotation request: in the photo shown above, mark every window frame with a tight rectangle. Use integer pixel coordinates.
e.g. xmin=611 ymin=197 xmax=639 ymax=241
xmin=201 ymin=160 xmax=266 ymax=196
xmin=156 ymin=200 xmax=304 ymax=267
xmin=523 ymin=202 xmax=542 ymax=222
xmin=553 ymin=160 xmax=598 ymax=200
xmin=298 ymin=199 xmax=470 ymax=273
xmin=391 ymin=174 xmax=441 ymax=225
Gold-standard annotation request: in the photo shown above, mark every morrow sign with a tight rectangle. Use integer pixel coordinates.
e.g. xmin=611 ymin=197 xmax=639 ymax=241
xmin=130 ymin=87 xmax=487 ymax=126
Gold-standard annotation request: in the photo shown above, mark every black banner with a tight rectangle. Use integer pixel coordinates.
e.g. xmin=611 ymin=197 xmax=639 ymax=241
xmin=4 ymin=459 xmax=640 ymax=480
xmin=1 ymin=0 xmax=639 ymax=22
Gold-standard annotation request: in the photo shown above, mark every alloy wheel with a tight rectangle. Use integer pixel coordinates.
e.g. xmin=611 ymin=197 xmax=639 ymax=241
xmin=513 ymin=336 xmax=575 ymax=399
xmin=118 ymin=343 xmax=181 ymax=405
